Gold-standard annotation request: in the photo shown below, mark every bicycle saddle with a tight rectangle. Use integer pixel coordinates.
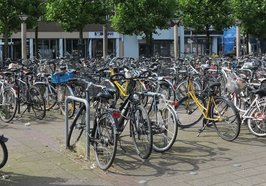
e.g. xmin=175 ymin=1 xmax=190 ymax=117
xmin=95 ymin=91 xmax=113 ymax=100
xmin=251 ymin=88 xmax=266 ymax=97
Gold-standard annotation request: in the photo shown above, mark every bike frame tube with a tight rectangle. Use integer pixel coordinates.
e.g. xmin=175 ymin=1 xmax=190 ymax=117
xmin=187 ymin=78 xmax=220 ymax=121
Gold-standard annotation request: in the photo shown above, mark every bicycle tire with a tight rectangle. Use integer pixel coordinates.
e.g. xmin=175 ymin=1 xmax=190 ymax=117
xmin=0 ymin=87 xmax=17 ymax=123
xmin=58 ymin=84 xmax=75 ymax=118
xmin=247 ymin=101 xmax=266 ymax=137
xmin=30 ymin=86 xmax=46 ymax=120
xmin=94 ymin=113 xmax=118 ymax=170
xmin=0 ymin=139 xmax=8 ymax=169
xmin=175 ymin=79 xmax=202 ymax=100
xmin=150 ymin=104 xmax=178 ymax=152
xmin=66 ymin=106 xmax=85 ymax=151
xmin=157 ymin=80 xmax=176 ymax=102
xmin=131 ymin=105 xmax=153 ymax=159
xmin=211 ymin=97 xmax=241 ymax=141
xmin=175 ymin=95 xmax=204 ymax=128
xmin=34 ymin=83 xmax=57 ymax=111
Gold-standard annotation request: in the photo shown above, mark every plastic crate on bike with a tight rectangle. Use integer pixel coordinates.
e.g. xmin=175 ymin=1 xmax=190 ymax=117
xmin=50 ymin=70 xmax=75 ymax=84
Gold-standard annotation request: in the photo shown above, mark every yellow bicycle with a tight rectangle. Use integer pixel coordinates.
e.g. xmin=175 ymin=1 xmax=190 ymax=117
xmin=175 ymin=73 xmax=241 ymax=141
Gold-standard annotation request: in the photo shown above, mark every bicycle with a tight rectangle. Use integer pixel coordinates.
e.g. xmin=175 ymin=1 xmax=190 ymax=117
xmin=0 ymin=72 xmax=17 ymax=122
xmin=229 ymin=81 xmax=266 ymax=137
xmin=175 ymin=73 xmax=241 ymax=141
xmin=67 ymin=82 xmax=119 ymax=170
xmin=10 ymin=67 xmax=46 ymax=120
xmin=109 ymin=73 xmax=153 ymax=159
xmin=144 ymin=91 xmax=179 ymax=152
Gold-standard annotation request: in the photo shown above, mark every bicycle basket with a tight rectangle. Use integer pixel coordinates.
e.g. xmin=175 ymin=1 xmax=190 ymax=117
xmin=51 ymin=71 xmax=75 ymax=84
xmin=225 ymin=72 xmax=246 ymax=93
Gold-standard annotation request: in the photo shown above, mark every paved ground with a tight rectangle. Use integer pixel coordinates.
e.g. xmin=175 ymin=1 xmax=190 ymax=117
xmin=0 ymin=110 xmax=266 ymax=186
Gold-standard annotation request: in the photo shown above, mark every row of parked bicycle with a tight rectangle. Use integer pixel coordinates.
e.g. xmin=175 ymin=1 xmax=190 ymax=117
xmin=0 ymin=54 xmax=266 ymax=170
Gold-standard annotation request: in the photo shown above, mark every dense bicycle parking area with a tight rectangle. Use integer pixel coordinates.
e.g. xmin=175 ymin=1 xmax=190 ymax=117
xmin=1 ymin=54 xmax=266 ymax=170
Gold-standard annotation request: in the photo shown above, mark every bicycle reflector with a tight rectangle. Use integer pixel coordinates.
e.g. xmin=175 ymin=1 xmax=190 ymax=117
xmin=112 ymin=111 xmax=121 ymax=119
xmin=171 ymin=101 xmax=179 ymax=107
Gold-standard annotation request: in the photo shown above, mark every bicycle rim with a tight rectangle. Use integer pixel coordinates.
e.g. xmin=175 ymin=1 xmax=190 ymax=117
xmin=212 ymin=97 xmax=241 ymax=141
xmin=247 ymin=102 xmax=266 ymax=137
xmin=66 ymin=107 xmax=85 ymax=151
xmin=151 ymin=105 xmax=178 ymax=152
xmin=0 ymin=88 xmax=17 ymax=123
xmin=175 ymin=95 xmax=204 ymax=128
xmin=30 ymin=86 xmax=46 ymax=120
xmin=94 ymin=113 xmax=117 ymax=170
xmin=131 ymin=105 xmax=153 ymax=159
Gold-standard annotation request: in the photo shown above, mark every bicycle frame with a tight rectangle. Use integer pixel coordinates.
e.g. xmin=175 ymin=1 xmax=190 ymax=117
xmin=186 ymin=78 xmax=221 ymax=122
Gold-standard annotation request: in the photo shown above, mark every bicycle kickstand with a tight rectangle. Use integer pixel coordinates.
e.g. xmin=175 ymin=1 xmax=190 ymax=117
xmin=197 ymin=119 xmax=208 ymax=137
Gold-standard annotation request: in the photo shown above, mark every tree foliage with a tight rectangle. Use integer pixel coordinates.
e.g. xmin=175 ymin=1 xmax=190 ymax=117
xmin=0 ymin=0 xmax=20 ymax=59
xmin=111 ymin=0 xmax=177 ymax=56
xmin=111 ymin=0 xmax=177 ymax=36
xmin=231 ymin=0 xmax=266 ymax=38
xmin=178 ymin=0 xmax=234 ymax=32
xmin=46 ymin=0 xmax=106 ymax=32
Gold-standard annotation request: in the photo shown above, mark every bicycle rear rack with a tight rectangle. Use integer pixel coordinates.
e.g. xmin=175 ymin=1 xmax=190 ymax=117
xmin=65 ymin=96 xmax=90 ymax=160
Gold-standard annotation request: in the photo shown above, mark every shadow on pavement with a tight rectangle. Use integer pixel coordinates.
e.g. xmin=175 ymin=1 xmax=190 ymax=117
xmin=108 ymin=135 xmax=231 ymax=177
xmin=0 ymin=172 xmax=73 ymax=186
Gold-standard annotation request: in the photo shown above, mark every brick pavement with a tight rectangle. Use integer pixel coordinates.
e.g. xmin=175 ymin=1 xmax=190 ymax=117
xmin=0 ymin=111 xmax=266 ymax=186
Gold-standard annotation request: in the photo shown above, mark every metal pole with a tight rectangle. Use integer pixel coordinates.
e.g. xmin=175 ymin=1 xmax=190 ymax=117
xmin=236 ymin=25 xmax=240 ymax=58
xmin=103 ymin=24 xmax=108 ymax=59
xmin=174 ymin=24 xmax=179 ymax=59
xmin=21 ymin=22 xmax=27 ymax=60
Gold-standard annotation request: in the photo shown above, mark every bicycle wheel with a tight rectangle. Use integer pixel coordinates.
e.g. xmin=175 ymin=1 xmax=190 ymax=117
xmin=0 ymin=138 xmax=8 ymax=169
xmin=0 ymin=87 xmax=17 ymax=123
xmin=66 ymin=106 xmax=86 ymax=150
xmin=211 ymin=97 xmax=241 ymax=141
xmin=29 ymin=86 xmax=46 ymax=120
xmin=34 ymin=83 xmax=57 ymax=111
xmin=175 ymin=95 xmax=204 ymax=128
xmin=94 ymin=113 xmax=117 ymax=170
xmin=176 ymin=79 xmax=202 ymax=100
xmin=58 ymin=84 xmax=75 ymax=118
xmin=131 ymin=105 xmax=153 ymax=159
xmin=150 ymin=104 xmax=178 ymax=152
xmin=247 ymin=101 xmax=266 ymax=137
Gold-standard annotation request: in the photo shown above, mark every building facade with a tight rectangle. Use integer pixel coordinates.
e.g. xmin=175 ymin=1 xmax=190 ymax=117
xmin=0 ymin=22 xmax=223 ymax=61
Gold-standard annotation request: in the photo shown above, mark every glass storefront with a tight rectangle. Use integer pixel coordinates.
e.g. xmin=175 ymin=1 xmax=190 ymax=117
xmin=91 ymin=39 xmax=116 ymax=58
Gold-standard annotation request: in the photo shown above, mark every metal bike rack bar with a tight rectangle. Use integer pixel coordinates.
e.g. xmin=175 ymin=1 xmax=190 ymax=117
xmin=65 ymin=96 xmax=90 ymax=160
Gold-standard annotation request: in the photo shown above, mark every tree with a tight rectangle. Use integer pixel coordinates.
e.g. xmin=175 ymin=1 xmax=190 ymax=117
xmin=46 ymin=0 xmax=105 ymax=58
xmin=231 ymin=0 xmax=266 ymax=53
xmin=111 ymin=0 xmax=177 ymax=57
xmin=178 ymin=0 xmax=234 ymax=55
xmin=0 ymin=0 xmax=20 ymax=60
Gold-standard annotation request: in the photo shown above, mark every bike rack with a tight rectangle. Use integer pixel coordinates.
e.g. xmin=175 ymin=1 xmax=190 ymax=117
xmin=65 ymin=96 xmax=90 ymax=160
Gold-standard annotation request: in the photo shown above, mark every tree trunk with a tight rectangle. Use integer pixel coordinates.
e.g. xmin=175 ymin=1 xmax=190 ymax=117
xmin=35 ymin=26 xmax=39 ymax=59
